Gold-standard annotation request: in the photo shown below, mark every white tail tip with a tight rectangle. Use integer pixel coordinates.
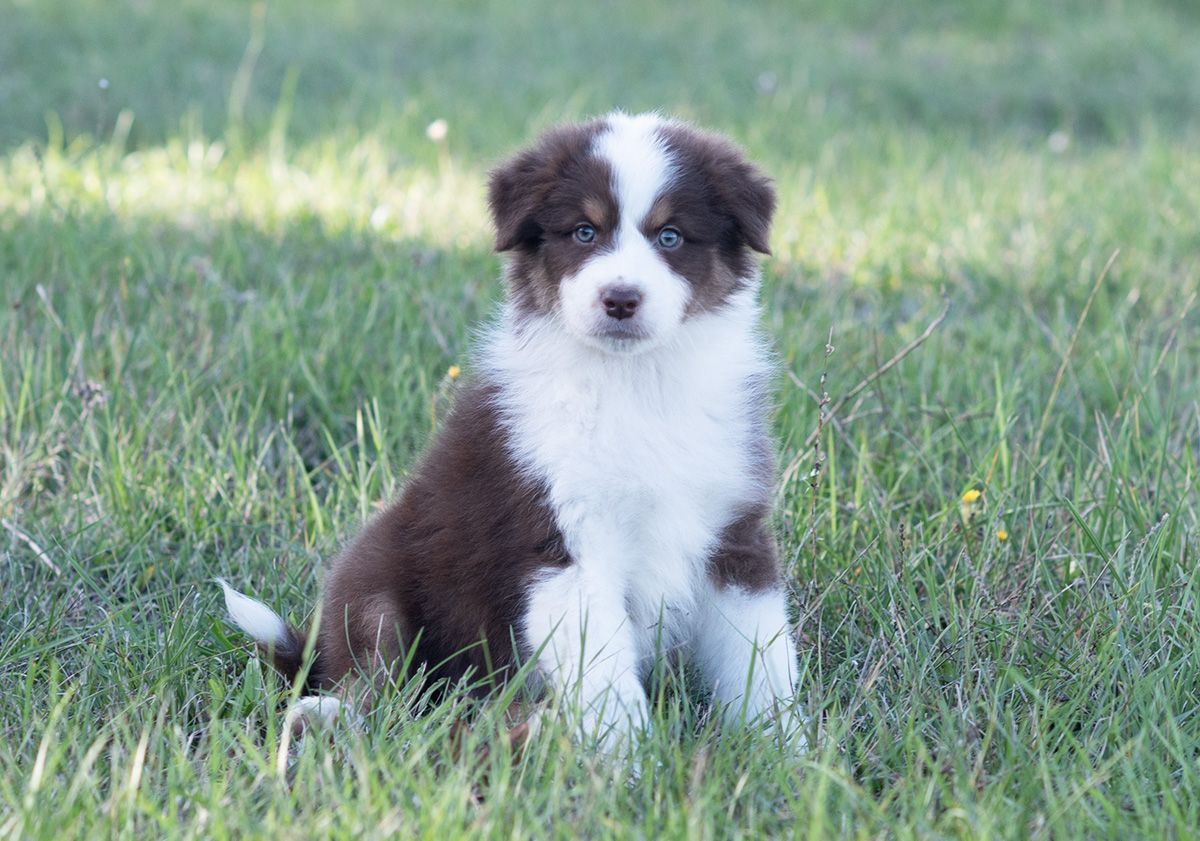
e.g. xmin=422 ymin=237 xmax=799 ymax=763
xmin=216 ymin=577 xmax=288 ymax=646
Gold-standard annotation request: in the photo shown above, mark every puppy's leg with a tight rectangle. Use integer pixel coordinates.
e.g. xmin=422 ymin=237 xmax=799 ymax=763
xmin=696 ymin=514 xmax=806 ymax=748
xmin=300 ymin=591 xmax=404 ymax=732
xmin=693 ymin=585 xmax=800 ymax=724
xmin=525 ymin=565 xmax=648 ymax=753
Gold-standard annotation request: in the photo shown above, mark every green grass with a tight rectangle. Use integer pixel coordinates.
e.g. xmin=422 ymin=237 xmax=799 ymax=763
xmin=2 ymin=0 xmax=1199 ymax=837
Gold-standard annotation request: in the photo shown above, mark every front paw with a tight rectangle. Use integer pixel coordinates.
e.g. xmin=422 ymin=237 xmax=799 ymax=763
xmin=284 ymin=695 xmax=363 ymax=738
xmin=772 ymin=707 xmax=810 ymax=755
xmin=581 ymin=687 xmax=650 ymax=755
xmin=722 ymin=700 xmax=810 ymax=755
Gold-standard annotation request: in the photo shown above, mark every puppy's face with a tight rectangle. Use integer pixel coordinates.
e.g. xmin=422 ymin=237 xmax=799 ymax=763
xmin=488 ymin=113 xmax=775 ymax=353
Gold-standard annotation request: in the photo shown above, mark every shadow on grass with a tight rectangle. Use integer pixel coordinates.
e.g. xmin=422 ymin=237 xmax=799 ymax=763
xmin=3 ymin=206 xmax=500 ymax=450
xmin=0 ymin=205 xmax=507 ymax=622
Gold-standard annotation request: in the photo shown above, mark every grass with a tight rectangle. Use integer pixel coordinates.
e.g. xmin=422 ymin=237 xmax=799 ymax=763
xmin=2 ymin=0 xmax=1199 ymax=837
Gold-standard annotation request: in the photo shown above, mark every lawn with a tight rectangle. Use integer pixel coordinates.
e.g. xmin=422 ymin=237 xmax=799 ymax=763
xmin=2 ymin=0 xmax=1199 ymax=837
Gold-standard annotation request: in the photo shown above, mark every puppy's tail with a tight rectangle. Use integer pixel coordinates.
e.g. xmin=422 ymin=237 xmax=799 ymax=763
xmin=217 ymin=578 xmax=323 ymax=691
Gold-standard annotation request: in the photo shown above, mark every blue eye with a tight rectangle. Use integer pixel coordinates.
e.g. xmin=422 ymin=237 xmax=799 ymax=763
xmin=657 ymin=227 xmax=682 ymax=249
xmin=574 ymin=224 xmax=596 ymax=243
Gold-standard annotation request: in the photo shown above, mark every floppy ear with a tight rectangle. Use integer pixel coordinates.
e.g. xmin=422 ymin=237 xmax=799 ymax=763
xmin=660 ymin=123 xmax=776 ymax=255
xmin=487 ymin=148 xmax=545 ymax=253
xmin=488 ymin=121 xmax=604 ymax=253
xmin=712 ymin=153 xmax=776 ymax=255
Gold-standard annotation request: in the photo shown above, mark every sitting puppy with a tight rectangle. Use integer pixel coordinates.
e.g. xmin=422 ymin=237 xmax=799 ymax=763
xmin=222 ymin=112 xmax=802 ymax=751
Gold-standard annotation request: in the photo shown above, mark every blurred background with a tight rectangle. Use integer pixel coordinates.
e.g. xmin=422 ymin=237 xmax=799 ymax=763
xmin=8 ymin=0 xmax=1200 ymax=149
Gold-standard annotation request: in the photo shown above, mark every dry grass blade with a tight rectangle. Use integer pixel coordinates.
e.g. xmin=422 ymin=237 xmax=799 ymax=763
xmin=2 ymin=518 xmax=61 ymax=576
xmin=780 ymin=292 xmax=950 ymax=490
xmin=1033 ymin=249 xmax=1119 ymax=456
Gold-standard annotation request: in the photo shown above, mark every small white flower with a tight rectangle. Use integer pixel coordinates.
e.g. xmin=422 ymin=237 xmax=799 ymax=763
xmin=426 ymin=119 xmax=448 ymax=142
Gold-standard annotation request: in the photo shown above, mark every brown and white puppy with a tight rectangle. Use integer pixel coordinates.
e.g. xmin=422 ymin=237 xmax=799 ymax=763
xmin=221 ymin=112 xmax=803 ymax=751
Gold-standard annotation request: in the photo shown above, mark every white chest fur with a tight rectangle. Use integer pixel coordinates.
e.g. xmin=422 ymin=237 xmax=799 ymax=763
xmin=484 ymin=289 xmax=772 ymax=652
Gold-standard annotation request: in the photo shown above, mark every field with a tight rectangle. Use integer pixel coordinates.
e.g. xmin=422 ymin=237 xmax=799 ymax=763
xmin=2 ymin=0 xmax=1199 ymax=837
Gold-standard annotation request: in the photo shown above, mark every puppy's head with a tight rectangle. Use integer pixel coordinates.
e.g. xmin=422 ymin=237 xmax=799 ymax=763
xmin=488 ymin=112 xmax=775 ymax=353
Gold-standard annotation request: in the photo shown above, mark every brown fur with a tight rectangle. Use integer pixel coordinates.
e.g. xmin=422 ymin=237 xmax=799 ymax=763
xmin=706 ymin=507 xmax=782 ymax=593
xmin=652 ymin=123 xmax=776 ymax=315
xmin=286 ymin=383 xmax=567 ymax=698
xmin=487 ymin=120 xmax=617 ymax=318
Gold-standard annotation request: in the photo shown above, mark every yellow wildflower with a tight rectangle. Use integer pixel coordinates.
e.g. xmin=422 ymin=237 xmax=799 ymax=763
xmin=958 ymin=488 xmax=983 ymax=525
xmin=997 ymin=529 xmax=1009 ymax=542
xmin=447 ymin=365 xmax=461 ymax=380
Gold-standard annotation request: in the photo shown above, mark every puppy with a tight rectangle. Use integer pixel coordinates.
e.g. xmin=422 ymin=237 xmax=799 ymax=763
xmin=222 ymin=112 xmax=802 ymax=750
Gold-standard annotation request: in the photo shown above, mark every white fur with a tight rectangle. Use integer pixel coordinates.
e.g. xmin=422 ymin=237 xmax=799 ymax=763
xmin=524 ymin=564 xmax=649 ymax=749
xmin=558 ymin=112 xmax=691 ymax=353
xmin=692 ymin=585 xmax=803 ymax=735
xmin=594 ymin=112 xmax=676 ymax=222
xmin=485 ymin=282 xmax=794 ymax=746
xmin=217 ymin=578 xmax=288 ymax=646
xmin=487 ymin=112 xmax=802 ymax=749
xmin=286 ymin=696 xmax=362 ymax=732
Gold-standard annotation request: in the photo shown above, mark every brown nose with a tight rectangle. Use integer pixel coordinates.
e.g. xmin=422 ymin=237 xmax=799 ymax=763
xmin=601 ymin=286 xmax=642 ymax=320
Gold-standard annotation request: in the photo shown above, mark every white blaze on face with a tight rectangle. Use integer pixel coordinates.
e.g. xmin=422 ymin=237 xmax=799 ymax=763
xmin=558 ymin=112 xmax=692 ymax=352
